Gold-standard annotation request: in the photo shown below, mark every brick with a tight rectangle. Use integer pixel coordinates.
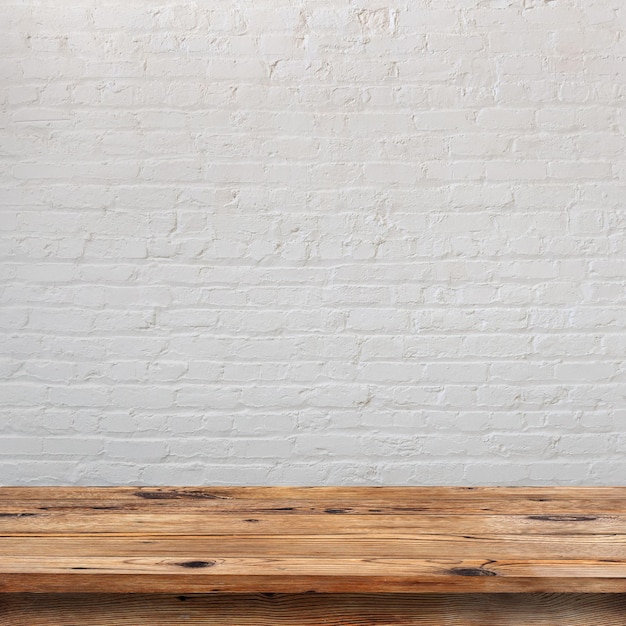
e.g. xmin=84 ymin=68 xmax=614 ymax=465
xmin=106 ymin=440 xmax=167 ymax=461
xmin=0 ymin=437 xmax=43 ymax=455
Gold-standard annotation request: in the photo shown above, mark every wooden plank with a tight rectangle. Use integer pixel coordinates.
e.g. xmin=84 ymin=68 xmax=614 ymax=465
xmin=1 ymin=533 xmax=626 ymax=560
xmin=3 ymin=572 xmax=625 ymax=593
xmin=6 ymin=497 xmax=626 ymax=515
xmin=2 ymin=555 xmax=626 ymax=593
xmin=2 ymin=593 xmax=626 ymax=625
xmin=3 ymin=487 xmax=626 ymax=514
xmin=0 ymin=511 xmax=621 ymax=535
xmin=3 ymin=486 xmax=626 ymax=500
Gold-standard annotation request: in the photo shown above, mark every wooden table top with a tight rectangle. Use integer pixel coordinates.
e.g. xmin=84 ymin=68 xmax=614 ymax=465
xmin=1 ymin=486 xmax=626 ymax=593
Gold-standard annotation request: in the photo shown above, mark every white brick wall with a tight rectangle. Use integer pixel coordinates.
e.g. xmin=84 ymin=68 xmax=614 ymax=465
xmin=2 ymin=0 xmax=625 ymax=485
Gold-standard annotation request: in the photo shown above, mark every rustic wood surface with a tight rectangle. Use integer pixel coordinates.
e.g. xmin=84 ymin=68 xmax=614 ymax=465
xmin=1 ymin=487 xmax=626 ymax=593
xmin=2 ymin=593 xmax=626 ymax=625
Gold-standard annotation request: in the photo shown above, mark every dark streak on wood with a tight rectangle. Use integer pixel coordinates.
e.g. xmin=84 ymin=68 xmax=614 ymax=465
xmin=176 ymin=561 xmax=216 ymax=569
xmin=134 ymin=491 xmax=229 ymax=501
xmin=447 ymin=568 xmax=497 ymax=577
xmin=528 ymin=515 xmax=598 ymax=522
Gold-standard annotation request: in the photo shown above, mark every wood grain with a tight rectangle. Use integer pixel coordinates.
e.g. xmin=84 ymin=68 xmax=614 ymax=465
xmin=2 ymin=593 xmax=626 ymax=625
xmin=3 ymin=533 xmax=626 ymax=559
xmin=3 ymin=486 xmax=626 ymax=500
xmin=0 ymin=512 xmax=623 ymax=535
xmin=1 ymin=487 xmax=625 ymax=593
xmin=4 ymin=485 xmax=626 ymax=513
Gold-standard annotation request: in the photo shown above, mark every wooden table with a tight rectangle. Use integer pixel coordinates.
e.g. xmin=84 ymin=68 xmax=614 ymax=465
xmin=1 ymin=486 xmax=626 ymax=624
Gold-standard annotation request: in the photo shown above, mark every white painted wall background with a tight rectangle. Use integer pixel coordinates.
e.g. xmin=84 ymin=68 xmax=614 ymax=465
xmin=1 ymin=0 xmax=625 ymax=486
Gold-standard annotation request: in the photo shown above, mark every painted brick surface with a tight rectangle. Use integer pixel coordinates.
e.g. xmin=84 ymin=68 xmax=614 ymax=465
xmin=1 ymin=0 xmax=625 ymax=485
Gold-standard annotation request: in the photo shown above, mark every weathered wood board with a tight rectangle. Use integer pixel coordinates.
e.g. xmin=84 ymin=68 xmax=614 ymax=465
xmin=1 ymin=487 xmax=625 ymax=593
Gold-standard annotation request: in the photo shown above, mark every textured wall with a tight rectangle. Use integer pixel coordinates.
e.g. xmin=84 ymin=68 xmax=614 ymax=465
xmin=2 ymin=0 xmax=625 ymax=485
